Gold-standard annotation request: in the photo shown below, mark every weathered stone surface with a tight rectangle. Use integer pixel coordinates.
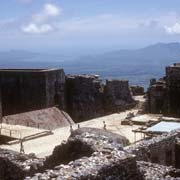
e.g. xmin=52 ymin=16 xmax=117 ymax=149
xmin=29 ymin=151 xmax=138 ymax=180
xmin=0 ymin=69 xmax=66 ymax=116
xmin=104 ymin=79 xmax=135 ymax=113
xmin=44 ymin=127 xmax=129 ymax=169
xmin=131 ymin=86 xmax=145 ymax=96
xmin=28 ymin=128 xmax=137 ymax=180
xmin=0 ymin=70 xmax=135 ymax=124
xmin=148 ymin=63 xmax=180 ymax=116
xmin=66 ymin=74 xmax=104 ymax=122
xmin=2 ymin=128 xmax=180 ymax=180
xmin=66 ymin=75 xmax=135 ymax=122
xmin=147 ymin=79 xmax=167 ymax=114
xmin=166 ymin=64 xmax=180 ymax=116
xmin=137 ymin=161 xmax=180 ymax=180
xmin=127 ymin=129 xmax=180 ymax=167
xmin=0 ymin=148 xmax=45 ymax=180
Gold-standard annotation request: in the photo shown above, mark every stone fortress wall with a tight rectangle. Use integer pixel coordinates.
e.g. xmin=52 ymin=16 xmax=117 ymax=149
xmin=148 ymin=63 xmax=180 ymax=117
xmin=66 ymin=75 xmax=135 ymax=122
xmin=0 ymin=69 xmax=66 ymax=116
xmin=0 ymin=69 xmax=135 ymax=123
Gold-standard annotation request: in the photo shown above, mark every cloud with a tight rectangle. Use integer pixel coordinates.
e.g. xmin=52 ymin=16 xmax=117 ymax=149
xmin=22 ymin=23 xmax=53 ymax=34
xmin=21 ymin=3 xmax=61 ymax=34
xmin=32 ymin=3 xmax=61 ymax=23
xmin=164 ymin=23 xmax=180 ymax=34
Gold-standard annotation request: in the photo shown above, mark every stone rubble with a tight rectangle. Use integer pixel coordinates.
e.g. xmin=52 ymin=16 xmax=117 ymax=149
xmin=127 ymin=129 xmax=180 ymax=166
xmin=1 ymin=128 xmax=180 ymax=179
xmin=0 ymin=148 xmax=45 ymax=180
xmin=137 ymin=161 xmax=180 ymax=180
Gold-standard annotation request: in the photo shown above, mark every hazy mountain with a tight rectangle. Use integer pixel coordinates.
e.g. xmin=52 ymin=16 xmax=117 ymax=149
xmin=73 ymin=42 xmax=180 ymax=66
xmin=0 ymin=42 xmax=179 ymax=88
xmin=0 ymin=50 xmax=74 ymax=68
xmin=61 ymin=42 xmax=180 ymax=88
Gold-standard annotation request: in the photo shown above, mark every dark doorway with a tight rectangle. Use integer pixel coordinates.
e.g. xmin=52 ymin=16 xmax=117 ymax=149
xmin=175 ymin=143 xmax=180 ymax=169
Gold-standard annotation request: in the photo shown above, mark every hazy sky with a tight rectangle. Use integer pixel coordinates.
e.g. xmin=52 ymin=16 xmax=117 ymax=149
xmin=1 ymin=0 xmax=180 ymax=53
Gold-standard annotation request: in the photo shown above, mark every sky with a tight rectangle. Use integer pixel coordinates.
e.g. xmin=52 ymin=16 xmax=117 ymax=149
xmin=1 ymin=0 xmax=180 ymax=53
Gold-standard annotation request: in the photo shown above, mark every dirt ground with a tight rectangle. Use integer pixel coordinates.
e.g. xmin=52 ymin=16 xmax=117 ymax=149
xmin=0 ymin=96 xmax=156 ymax=158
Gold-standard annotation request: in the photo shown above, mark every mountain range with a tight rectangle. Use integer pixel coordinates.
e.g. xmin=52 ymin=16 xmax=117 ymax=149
xmin=0 ymin=42 xmax=180 ymax=88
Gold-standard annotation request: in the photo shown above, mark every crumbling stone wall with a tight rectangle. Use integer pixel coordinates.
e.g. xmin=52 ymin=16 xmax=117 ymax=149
xmin=147 ymin=63 xmax=180 ymax=117
xmin=131 ymin=86 xmax=145 ymax=96
xmin=28 ymin=128 xmax=180 ymax=180
xmin=166 ymin=65 xmax=180 ymax=116
xmin=44 ymin=128 xmax=129 ymax=169
xmin=1 ymin=128 xmax=180 ymax=180
xmin=0 ymin=69 xmax=135 ymax=123
xmin=137 ymin=161 xmax=180 ymax=180
xmin=28 ymin=128 xmax=138 ymax=180
xmin=66 ymin=75 xmax=104 ymax=122
xmin=147 ymin=80 xmax=167 ymax=114
xmin=127 ymin=130 xmax=180 ymax=167
xmin=104 ymin=79 xmax=135 ymax=113
xmin=30 ymin=151 xmax=138 ymax=180
xmin=66 ymin=75 xmax=135 ymax=122
xmin=0 ymin=148 xmax=45 ymax=180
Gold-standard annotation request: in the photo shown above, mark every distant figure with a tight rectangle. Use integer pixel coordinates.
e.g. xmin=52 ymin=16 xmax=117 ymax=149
xmin=78 ymin=124 xmax=80 ymax=129
xmin=70 ymin=124 xmax=73 ymax=133
xmin=20 ymin=139 xmax=25 ymax=154
xmin=103 ymin=121 xmax=107 ymax=130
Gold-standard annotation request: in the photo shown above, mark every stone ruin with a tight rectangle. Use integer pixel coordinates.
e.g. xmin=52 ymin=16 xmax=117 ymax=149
xmin=0 ymin=69 xmax=66 ymax=117
xmin=0 ymin=69 xmax=135 ymax=125
xmin=130 ymin=86 xmax=145 ymax=96
xmin=66 ymin=75 xmax=104 ymax=122
xmin=66 ymin=74 xmax=135 ymax=122
xmin=147 ymin=63 xmax=180 ymax=117
xmin=1 ymin=127 xmax=180 ymax=180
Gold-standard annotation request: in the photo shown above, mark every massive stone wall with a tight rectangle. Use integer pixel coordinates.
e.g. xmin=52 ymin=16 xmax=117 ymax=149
xmin=147 ymin=63 xmax=180 ymax=116
xmin=104 ymin=79 xmax=134 ymax=113
xmin=166 ymin=64 xmax=180 ymax=116
xmin=0 ymin=69 xmax=66 ymax=116
xmin=0 ymin=69 xmax=134 ymax=123
xmin=66 ymin=75 xmax=104 ymax=122
xmin=147 ymin=79 xmax=167 ymax=114
xmin=66 ymin=75 xmax=135 ymax=122
xmin=44 ymin=70 xmax=66 ymax=110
